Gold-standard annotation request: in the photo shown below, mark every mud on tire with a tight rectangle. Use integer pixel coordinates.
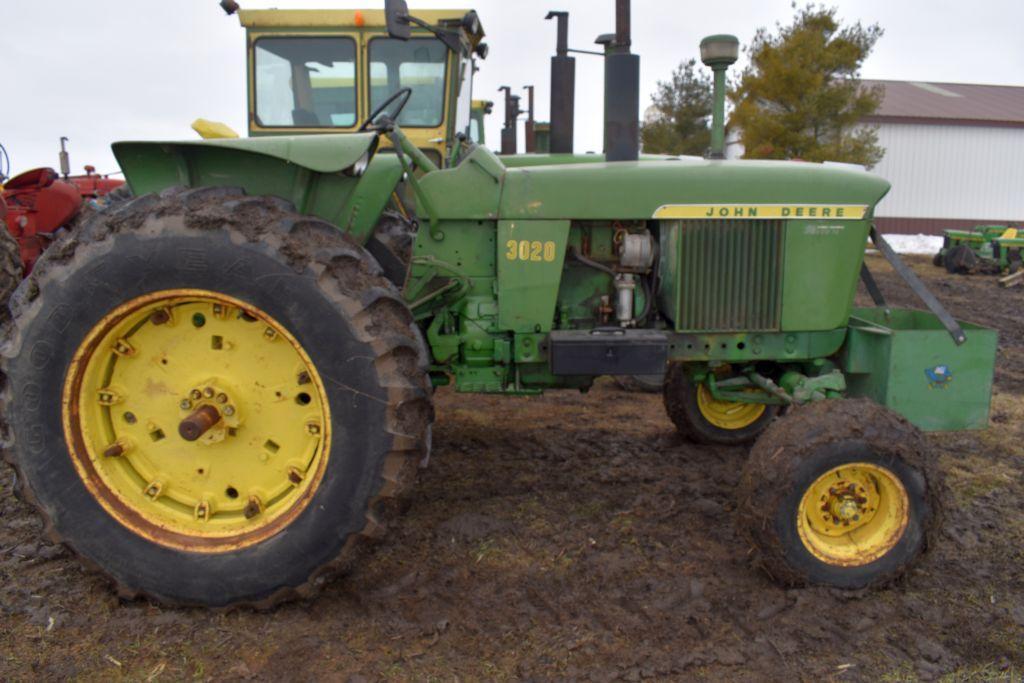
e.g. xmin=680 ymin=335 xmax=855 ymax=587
xmin=0 ymin=228 xmax=23 ymax=314
xmin=0 ymin=186 xmax=433 ymax=607
xmin=366 ymin=210 xmax=416 ymax=288
xmin=736 ymin=399 xmax=941 ymax=589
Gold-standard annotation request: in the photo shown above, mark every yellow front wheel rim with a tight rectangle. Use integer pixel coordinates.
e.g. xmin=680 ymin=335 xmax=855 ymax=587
xmin=696 ymin=383 xmax=766 ymax=430
xmin=62 ymin=290 xmax=331 ymax=553
xmin=797 ymin=462 xmax=910 ymax=566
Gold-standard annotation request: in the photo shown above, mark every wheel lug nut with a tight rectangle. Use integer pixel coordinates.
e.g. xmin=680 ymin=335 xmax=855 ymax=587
xmin=103 ymin=440 xmax=130 ymax=458
xmin=180 ymin=399 xmax=192 ymax=410
xmin=224 ymin=405 xmax=236 ymax=417
xmin=203 ymin=387 xmax=215 ymax=398
xmin=244 ymin=496 xmax=263 ymax=519
xmin=190 ymin=389 xmax=202 ymax=401
xmin=195 ymin=500 xmax=210 ymax=521
xmin=97 ymin=390 xmax=123 ymax=406
xmin=150 ymin=308 xmax=171 ymax=325
xmin=216 ymin=393 xmax=228 ymax=404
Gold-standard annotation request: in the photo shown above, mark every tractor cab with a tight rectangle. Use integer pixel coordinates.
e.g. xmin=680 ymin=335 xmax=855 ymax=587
xmin=238 ymin=9 xmax=487 ymax=166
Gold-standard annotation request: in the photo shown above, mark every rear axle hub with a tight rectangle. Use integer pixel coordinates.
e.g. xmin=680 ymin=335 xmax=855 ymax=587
xmin=178 ymin=404 xmax=222 ymax=441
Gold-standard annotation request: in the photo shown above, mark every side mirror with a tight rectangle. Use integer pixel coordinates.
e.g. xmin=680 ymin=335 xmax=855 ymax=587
xmin=461 ymin=10 xmax=481 ymax=36
xmin=385 ymin=0 xmax=411 ymax=40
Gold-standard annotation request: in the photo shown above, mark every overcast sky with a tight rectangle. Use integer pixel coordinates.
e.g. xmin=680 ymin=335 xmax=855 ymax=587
xmin=2 ymin=0 xmax=1022 ymax=176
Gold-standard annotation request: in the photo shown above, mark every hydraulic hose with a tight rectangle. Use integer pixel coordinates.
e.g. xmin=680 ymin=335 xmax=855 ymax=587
xmin=568 ymin=246 xmax=616 ymax=275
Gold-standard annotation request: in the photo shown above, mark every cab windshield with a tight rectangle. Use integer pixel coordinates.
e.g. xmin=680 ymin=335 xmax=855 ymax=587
xmin=369 ymin=38 xmax=448 ymax=127
xmin=254 ymin=37 xmax=358 ymax=128
xmin=253 ymin=36 xmax=449 ymax=129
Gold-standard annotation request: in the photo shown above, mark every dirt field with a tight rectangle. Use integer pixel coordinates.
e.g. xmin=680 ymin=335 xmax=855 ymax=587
xmin=1 ymin=254 xmax=1022 ymax=681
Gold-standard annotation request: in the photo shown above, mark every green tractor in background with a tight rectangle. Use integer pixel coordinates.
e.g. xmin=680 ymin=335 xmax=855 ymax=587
xmin=1 ymin=0 xmax=998 ymax=607
xmin=934 ymin=224 xmax=1023 ymax=275
xmin=469 ymin=98 xmax=493 ymax=147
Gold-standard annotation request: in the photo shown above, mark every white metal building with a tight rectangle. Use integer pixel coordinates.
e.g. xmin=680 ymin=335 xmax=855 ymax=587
xmin=725 ymin=80 xmax=1024 ymax=234
xmin=862 ymin=80 xmax=1024 ymax=234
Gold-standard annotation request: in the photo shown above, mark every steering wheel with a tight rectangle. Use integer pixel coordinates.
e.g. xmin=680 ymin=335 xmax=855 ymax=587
xmin=360 ymin=87 xmax=413 ymax=132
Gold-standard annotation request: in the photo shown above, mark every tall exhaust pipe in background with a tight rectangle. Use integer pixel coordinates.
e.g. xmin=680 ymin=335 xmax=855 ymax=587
xmin=499 ymin=86 xmax=522 ymax=155
xmin=546 ymin=11 xmax=575 ymax=154
xmin=523 ymin=85 xmax=537 ymax=153
xmin=603 ymin=0 xmax=639 ymax=162
xmin=699 ymin=34 xmax=739 ymax=159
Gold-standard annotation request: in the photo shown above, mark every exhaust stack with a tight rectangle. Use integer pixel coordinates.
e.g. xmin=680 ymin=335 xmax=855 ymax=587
xmin=602 ymin=0 xmax=639 ymax=162
xmin=499 ymin=86 xmax=522 ymax=155
xmin=699 ymin=34 xmax=739 ymax=159
xmin=546 ymin=11 xmax=575 ymax=154
xmin=59 ymin=137 xmax=71 ymax=179
xmin=523 ymin=86 xmax=537 ymax=153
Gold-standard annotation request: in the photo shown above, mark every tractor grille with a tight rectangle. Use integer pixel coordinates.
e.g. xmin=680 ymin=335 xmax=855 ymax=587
xmin=677 ymin=219 xmax=784 ymax=332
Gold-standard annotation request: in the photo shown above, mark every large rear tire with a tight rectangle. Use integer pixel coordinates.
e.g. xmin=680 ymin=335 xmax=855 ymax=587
xmin=1 ymin=187 xmax=432 ymax=607
xmin=736 ymin=399 xmax=940 ymax=589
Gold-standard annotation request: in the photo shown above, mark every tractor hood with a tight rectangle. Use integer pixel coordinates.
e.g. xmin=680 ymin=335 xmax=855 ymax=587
xmin=497 ymin=158 xmax=891 ymax=221
xmin=113 ymin=132 xmax=380 ymax=181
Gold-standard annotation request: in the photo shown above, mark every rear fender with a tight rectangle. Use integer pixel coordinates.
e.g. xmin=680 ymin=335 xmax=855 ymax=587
xmin=112 ymin=134 xmax=402 ymax=244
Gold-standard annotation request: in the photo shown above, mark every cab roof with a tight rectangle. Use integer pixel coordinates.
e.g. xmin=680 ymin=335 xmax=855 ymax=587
xmin=238 ymin=9 xmax=484 ymax=44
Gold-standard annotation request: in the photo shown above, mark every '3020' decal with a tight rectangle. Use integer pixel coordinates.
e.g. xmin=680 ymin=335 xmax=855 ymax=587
xmin=505 ymin=240 xmax=557 ymax=262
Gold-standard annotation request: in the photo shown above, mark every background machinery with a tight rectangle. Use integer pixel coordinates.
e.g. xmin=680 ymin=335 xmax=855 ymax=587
xmin=0 ymin=0 xmax=997 ymax=607
xmin=934 ymin=224 xmax=1023 ymax=275
xmin=0 ymin=140 xmax=124 ymax=304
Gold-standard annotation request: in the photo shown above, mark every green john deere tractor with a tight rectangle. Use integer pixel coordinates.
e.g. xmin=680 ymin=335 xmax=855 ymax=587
xmin=0 ymin=1 xmax=997 ymax=607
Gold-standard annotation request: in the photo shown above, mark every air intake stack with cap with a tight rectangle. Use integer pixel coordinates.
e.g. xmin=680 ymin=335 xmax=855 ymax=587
xmin=699 ymin=34 xmax=739 ymax=159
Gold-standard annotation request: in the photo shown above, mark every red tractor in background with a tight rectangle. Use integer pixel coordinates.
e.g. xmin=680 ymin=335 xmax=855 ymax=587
xmin=0 ymin=139 xmax=125 ymax=303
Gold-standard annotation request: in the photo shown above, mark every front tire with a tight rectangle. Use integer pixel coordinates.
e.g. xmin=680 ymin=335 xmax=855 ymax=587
xmin=736 ymin=399 xmax=939 ymax=589
xmin=663 ymin=364 xmax=779 ymax=445
xmin=1 ymin=187 xmax=432 ymax=607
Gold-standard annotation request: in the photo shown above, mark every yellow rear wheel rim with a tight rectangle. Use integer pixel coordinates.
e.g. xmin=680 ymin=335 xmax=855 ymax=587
xmin=62 ymin=289 xmax=331 ymax=553
xmin=696 ymin=383 xmax=766 ymax=430
xmin=797 ymin=462 xmax=909 ymax=566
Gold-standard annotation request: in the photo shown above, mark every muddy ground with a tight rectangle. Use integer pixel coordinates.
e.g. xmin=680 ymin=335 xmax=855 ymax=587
xmin=1 ymin=254 xmax=1022 ymax=681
